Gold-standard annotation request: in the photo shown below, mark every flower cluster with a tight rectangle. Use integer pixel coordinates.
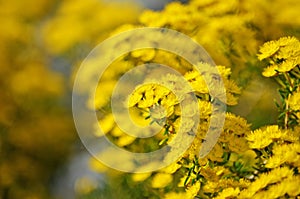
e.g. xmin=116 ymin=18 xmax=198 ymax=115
xmin=258 ymin=36 xmax=300 ymax=77
xmin=82 ymin=0 xmax=300 ymax=198
xmin=259 ymin=37 xmax=300 ymax=128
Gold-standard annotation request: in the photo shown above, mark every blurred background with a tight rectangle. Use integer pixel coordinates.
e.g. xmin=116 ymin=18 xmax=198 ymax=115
xmin=0 ymin=1 xmax=185 ymax=199
xmin=1 ymin=0 xmax=299 ymax=199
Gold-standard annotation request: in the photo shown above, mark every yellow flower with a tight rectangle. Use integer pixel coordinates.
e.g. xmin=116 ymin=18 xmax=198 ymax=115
xmin=111 ymin=126 xmax=125 ymax=137
xmin=246 ymin=125 xmax=298 ymax=149
xmin=89 ymin=157 xmax=109 ymax=172
xmin=276 ymin=43 xmax=300 ymax=59
xmin=164 ymin=192 xmax=189 ymax=199
xmin=239 ymin=166 xmax=294 ymax=198
xmin=206 ymin=143 xmax=224 ymax=162
xmin=277 ymin=36 xmax=299 ymax=47
xmin=89 ymin=80 xmax=116 ymax=109
xmin=184 ymin=70 xmax=200 ymax=81
xmin=131 ymin=49 xmax=156 ymax=62
xmin=262 ymin=64 xmax=279 ymax=77
xmin=173 ymin=117 xmax=195 ymax=133
xmin=116 ymin=134 xmax=136 ymax=147
xmin=75 ymin=176 xmax=97 ymax=195
xmin=252 ymin=176 xmax=300 ymax=199
xmin=95 ymin=114 xmax=115 ymax=137
xmin=278 ymin=58 xmax=299 ymax=72
xmin=180 ymin=97 xmax=198 ymax=117
xmin=266 ymin=143 xmax=300 ymax=168
xmin=219 ymin=65 xmax=232 ymax=76
xmin=155 ymin=86 xmax=172 ymax=100
xmin=150 ymin=104 xmax=174 ymax=120
xmin=159 ymin=161 xmax=182 ymax=174
xmin=198 ymin=100 xmax=212 ymax=119
xmin=223 ymin=113 xmax=251 ymax=136
xmin=131 ymin=172 xmax=152 ymax=182
xmin=151 ymin=173 xmax=173 ymax=188
xmin=289 ymin=91 xmax=300 ymax=111
xmin=227 ymin=136 xmax=249 ymax=153
xmin=257 ymin=40 xmax=280 ymax=60
xmin=185 ymin=181 xmax=201 ymax=198
xmin=225 ymin=79 xmax=241 ymax=95
xmin=161 ymin=95 xmax=179 ymax=112
xmin=128 ymin=92 xmax=143 ymax=107
xmin=214 ymin=187 xmax=240 ymax=199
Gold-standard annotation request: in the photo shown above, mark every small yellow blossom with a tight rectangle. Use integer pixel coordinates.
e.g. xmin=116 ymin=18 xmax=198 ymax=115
xmin=95 ymin=114 xmax=115 ymax=136
xmin=289 ymin=91 xmax=300 ymax=111
xmin=252 ymin=176 xmax=300 ymax=199
xmin=223 ymin=112 xmax=251 ymax=135
xmin=159 ymin=162 xmax=182 ymax=174
xmin=262 ymin=64 xmax=279 ymax=77
xmin=214 ymin=187 xmax=240 ymax=199
xmin=246 ymin=125 xmax=298 ymax=149
xmin=266 ymin=143 xmax=300 ymax=168
xmin=217 ymin=65 xmax=232 ymax=78
xmin=257 ymin=40 xmax=280 ymax=60
xmin=164 ymin=192 xmax=189 ymax=199
xmin=278 ymin=36 xmax=299 ymax=47
xmin=116 ymin=134 xmax=136 ymax=147
xmin=131 ymin=49 xmax=156 ymax=62
xmin=278 ymin=58 xmax=299 ymax=72
xmin=239 ymin=166 xmax=294 ymax=198
xmin=186 ymin=181 xmax=201 ymax=198
xmin=151 ymin=173 xmax=173 ymax=188
xmin=131 ymin=172 xmax=152 ymax=182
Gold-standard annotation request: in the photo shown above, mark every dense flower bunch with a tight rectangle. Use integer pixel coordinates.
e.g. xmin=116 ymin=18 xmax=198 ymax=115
xmin=258 ymin=36 xmax=300 ymax=128
xmin=85 ymin=0 xmax=300 ymax=199
xmin=89 ymin=42 xmax=300 ymax=198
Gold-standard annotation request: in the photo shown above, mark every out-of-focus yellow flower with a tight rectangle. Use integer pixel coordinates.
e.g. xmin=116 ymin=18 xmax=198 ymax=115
xmin=43 ymin=0 xmax=140 ymax=54
xmin=116 ymin=134 xmax=136 ymax=147
xmin=95 ymin=114 xmax=115 ymax=137
xmin=74 ymin=176 xmax=98 ymax=195
xmin=88 ymin=80 xmax=117 ymax=110
xmin=131 ymin=172 xmax=152 ymax=182
xmin=151 ymin=173 xmax=173 ymax=188
xmin=164 ymin=192 xmax=188 ymax=199
xmin=159 ymin=162 xmax=182 ymax=174
xmin=89 ymin=157 xmax=109 ymax=173
xmin=131 ymin=49 xmax=156 ymax=62
xmin=10 ymin=64 xmax=63 ymax=96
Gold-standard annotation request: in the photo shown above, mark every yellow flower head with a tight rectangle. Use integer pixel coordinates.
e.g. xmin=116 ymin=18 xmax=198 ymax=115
xmin=258 ymin=40 xmax=280 ymax=61
xmin=151 ymin=173 xmax=173 ymax=188
xmin=289 ymin=91 xmax=300 ymax=111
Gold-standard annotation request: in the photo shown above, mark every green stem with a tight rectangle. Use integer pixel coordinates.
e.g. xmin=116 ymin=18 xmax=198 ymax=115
xmin=283 ymin=72 xmax=293 ymax=129
xmin=275 ymin=77 xmax=286 ymax=88
xmin=283 ymin=72 xmax=293 ymax=89
xmin=284 ymin=95 xmax=290 ymax=129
